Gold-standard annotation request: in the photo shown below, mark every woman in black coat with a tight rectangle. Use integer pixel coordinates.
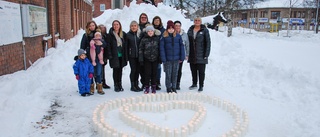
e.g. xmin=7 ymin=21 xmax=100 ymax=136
xmin=107 ymin=20 xmax=128 ymax=92
xmin=126 ymin=20 xmax=143 ymax=92
xmin=187 ymin=17 xmax=211 ymax=92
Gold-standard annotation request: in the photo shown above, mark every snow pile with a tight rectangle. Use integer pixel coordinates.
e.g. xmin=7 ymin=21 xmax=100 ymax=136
xmin=0 ymin=1 xmax=320 ymax=137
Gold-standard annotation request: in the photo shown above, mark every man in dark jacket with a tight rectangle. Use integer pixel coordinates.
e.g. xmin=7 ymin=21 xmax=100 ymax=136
xmin=187 ymin=17 xmax=211 ymax=92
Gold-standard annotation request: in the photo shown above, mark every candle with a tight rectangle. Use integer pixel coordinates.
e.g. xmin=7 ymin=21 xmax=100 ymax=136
xmin=107 ymin=130 xmax=112 ymax=137
xmin=181 ymin=130 xmax=187 ymax=137
xmin=174 ymin=129 xmax=180 ymax=137
xmin=161 ymin=128 xmax=166 ymax=137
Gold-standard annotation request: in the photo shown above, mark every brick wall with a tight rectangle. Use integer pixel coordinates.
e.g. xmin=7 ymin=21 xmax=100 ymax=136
xmin=0 ymin=0 xmax=92 ymax=76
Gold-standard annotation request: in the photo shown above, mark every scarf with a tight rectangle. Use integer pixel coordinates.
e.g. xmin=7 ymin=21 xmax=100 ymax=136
xmin=113 ymin=31 xmax=122 ymax=47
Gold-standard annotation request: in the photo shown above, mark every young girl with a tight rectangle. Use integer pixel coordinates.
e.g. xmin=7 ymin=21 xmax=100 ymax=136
xmin=160 ymin=20 xmax=185 ymax=93
xmin=73 ymin=49 xmax=94 ymax=97
xmin=90 ymin=32 xmax=104 ymax=66
xmin=139 ymin=25 xmax=160 ymax=94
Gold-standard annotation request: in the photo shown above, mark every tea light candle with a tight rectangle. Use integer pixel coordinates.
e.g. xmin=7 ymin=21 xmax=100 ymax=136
xmin=174 ymin=129 xmax=180 ymax=137
xmin=217 ymin=98 xmax=221 ymax=108
xmin=236 ymin=131 xmax=242 ymax=137
xmin=155 ymin=126 xmax=160 ymax=137
xmin=181 ymin=130 xmax=187 ymax=137
xmin=106 ymin=130 xmax=112 ymax=137
xmin=160 ymin=105 xmax=164 ymax=113
xmin=156 ymin=93 xmax=161 ymax=101
xmin=161 ymin=128 xmax=166 ymax=137
xmin=167 ymin=129 xmax=173 ymax=137
xmin=112 ymin=133 xmax=118 ymax=137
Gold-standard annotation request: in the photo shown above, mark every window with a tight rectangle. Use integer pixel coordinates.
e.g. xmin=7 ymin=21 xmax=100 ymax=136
xmin=297 ymin=12 xmax=301 ymax=18
xmin=301 ymin=11 xmax=305 ymax=18
xmin=114 ymin=0 xmax=120 ymax=9
xmin=260 ymin=11 xmax=267 ymax=18
xmin=100 ymin=4 xmax=105 ymax=11
xmin=271 ymin=11 xmax=280 ymax=19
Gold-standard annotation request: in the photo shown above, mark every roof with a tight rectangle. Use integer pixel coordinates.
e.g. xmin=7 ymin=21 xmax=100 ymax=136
xmin=244 ymin=0 xmax=316 ymax=9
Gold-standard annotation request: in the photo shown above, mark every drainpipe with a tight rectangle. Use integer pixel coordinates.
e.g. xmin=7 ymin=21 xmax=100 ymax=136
xmin=19 ymin=1 xmax=27 ymax=70
xmin=43 ymin=0 xmax=52 ymax=56
xmin=316 ymin=0 xmax=319 ymax=34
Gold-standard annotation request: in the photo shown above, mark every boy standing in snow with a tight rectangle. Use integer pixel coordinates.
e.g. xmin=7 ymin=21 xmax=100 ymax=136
xmin=73 ymin=49 xmax=94 ymax=97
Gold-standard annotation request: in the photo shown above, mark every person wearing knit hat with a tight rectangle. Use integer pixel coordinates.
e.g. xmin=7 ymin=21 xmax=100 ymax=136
xmin=73 ymin=49 xmax=94 ymax=97
xmin=139 ymin=22 xmax=160 ymax=94
xmin=78 ymin=49 xmax=86 ymax=56
xmin=160 ymin=20 xmax=186 ymax=93
xmin=166 ymin=20 xmax=175 ymax=30
xmin=145 ymin=25 xmax=155 ymax=32
xmin=174 ymin=20 xmax=189 ymax=90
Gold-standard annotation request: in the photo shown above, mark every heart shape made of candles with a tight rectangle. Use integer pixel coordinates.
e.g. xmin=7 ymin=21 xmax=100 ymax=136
xmin=92 ymin=92 xmax=249 ymax=137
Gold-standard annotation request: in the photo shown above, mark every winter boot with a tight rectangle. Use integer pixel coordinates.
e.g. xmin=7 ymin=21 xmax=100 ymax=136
xmin=198 ymin=86 xmax=203 ymax=92
xmin=189 ymin=84 xmax=197 ymax=90
xmin=167 ymin=88 xmax=172 ymax=93
xmin=151 ymin=85 xmax=156 ymax=94
xmin=102 ymin=79 xmax=110 ymax=89
xmin=144 ymin=85 xmax=150 ymax=94
xmin=134 ymin=81 xmax=142 ymax=91
xmin=119 ymin=82 xmax=124 ymax=91
xmin=172 ymin=88 xmax=177 ymax=93
xmin=140 ymin=84 xmax=145 ymax=91
xmin=97 ymin=83 xmax=105 ymax=95
xmin=130 ymin=82 xmax=138 ymax=92
xmin=156 ymin=80 xmax=161 ymax=90
xmin=114 ymin=82 xmax=120 ymax=92
xmin=90 ymin=84 xmax=95 ymax=95
xmin=176 ymin=82 xmax=181 ymax=90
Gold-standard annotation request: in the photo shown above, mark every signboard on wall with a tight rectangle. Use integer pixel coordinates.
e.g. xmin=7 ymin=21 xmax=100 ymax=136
xmin=0 ymin=1 xmax=23 ymax=45
xmin=258 ymin=18 xmax=268 ymax=23
xmin=21 ymin=4 xmax=47 ymax=37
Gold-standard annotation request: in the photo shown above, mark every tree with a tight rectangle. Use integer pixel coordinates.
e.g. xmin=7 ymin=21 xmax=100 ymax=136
xmin=284 ymin=0 xmax=300 ymax=37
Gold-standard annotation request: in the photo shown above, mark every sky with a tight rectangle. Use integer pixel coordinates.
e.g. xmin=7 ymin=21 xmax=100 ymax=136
xmin=0 ymin=1 xmax=320 ymax=137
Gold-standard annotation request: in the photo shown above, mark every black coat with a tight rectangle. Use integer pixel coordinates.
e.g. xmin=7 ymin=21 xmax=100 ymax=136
xmin=187 ymin=24 xmax=211 ymax=64
xmin=80 ymin=31 xmax=95 ymax=61
xmin=101 ymin=32 xmax=111 ymax=61
xmin=126 ymin=30 xmax=140 ymax=58
xmin=107 ymin=28 xmax=128 ymax=68
xmin=139 ymin=34 xmax=160 ymax=63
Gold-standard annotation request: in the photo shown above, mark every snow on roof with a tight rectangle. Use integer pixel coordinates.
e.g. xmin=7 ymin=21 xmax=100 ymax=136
xmin=250 ymin=0 xmax=315 ymax=9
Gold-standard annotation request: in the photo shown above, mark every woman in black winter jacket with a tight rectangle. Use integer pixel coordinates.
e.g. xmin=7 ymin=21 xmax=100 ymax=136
xmin=107 ymin=20 xmax=128 ymax=92
xmin=126 ymin=21 xmax=142 ymax=92
xmin=139 ymin=25 xmax=160 ymax=94
xmin=187 ymin=17 xmax=211 ymax=92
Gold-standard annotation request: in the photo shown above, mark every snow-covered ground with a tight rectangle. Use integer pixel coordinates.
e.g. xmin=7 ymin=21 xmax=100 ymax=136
xmin=1 ymin=2 xmax=320 ymax=137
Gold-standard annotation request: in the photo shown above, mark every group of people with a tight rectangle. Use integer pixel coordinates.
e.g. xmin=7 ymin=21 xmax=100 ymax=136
xmin=73 ymin=13 xmax=211 ymax=97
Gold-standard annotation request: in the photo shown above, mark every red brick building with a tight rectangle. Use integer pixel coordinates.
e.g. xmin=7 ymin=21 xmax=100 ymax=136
xmin=0 ymin=0 xmax=93 ymax=76
xmin=92 ymin=0 xmax=163 ymax=18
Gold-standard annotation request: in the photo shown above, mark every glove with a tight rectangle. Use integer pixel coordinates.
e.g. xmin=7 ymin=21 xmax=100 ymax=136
xmin=89 ymin=73 xmax=94 ymax=79
xmin=76 ymin=75 xmax=80 ymax=80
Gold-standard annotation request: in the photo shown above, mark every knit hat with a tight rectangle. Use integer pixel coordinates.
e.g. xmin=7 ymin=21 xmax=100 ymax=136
xmin=78 ymin=49 xmax=86 ymax=56
xmin=145 ymin=25 xmax=155 ymax=32
xmin=166 ymin=20 xmax=174 ymax=30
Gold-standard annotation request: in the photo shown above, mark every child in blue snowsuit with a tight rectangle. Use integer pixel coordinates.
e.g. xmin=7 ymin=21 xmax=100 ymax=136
xmin=73 ymin=49 xmax=94 ymax=96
